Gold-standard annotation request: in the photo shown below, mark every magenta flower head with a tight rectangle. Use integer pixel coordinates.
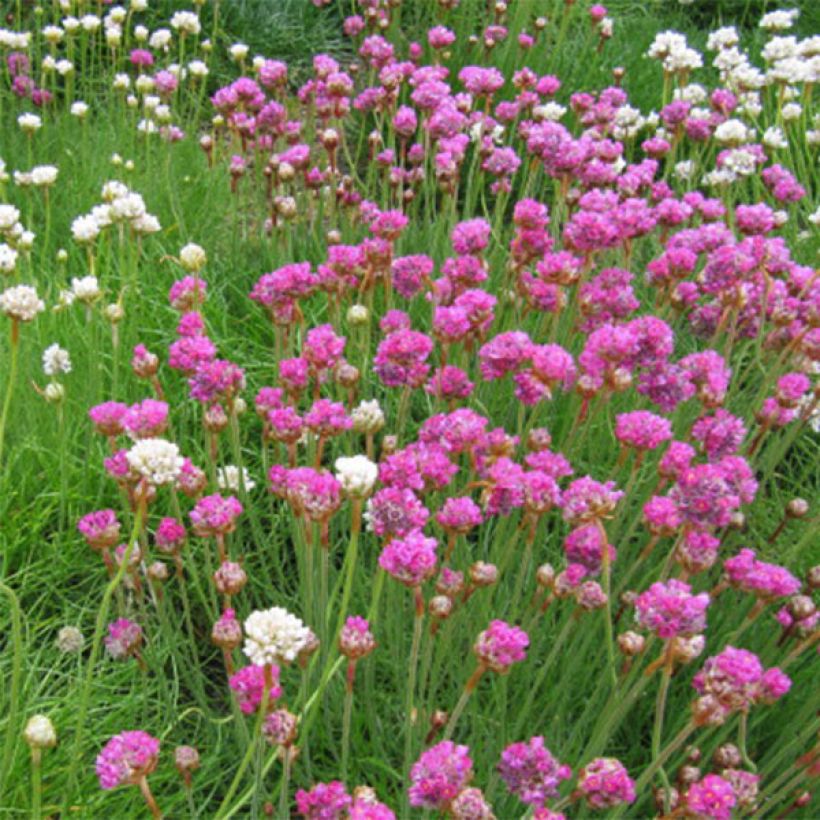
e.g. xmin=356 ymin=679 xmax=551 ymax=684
xmin=190 ymin=494 xmax=243 ymax=537
xmin=498 ymin=736 xmax=571 ymax=805
xmin=576 ymin=757 xmax=636 ymax=809
xmin=96 ymin=730 xmax=159 ymax=790
xmin=409 ymin=740 xmax=473 ymax=809
xmin=365 ymin=487 xmax=429 ymax=538
xmin=723 ymin=549 xmax=801 ymax=600
xmin=89 ymin=401 xmax=129 ymax=436
xmin=614 ymin=410 xmax=672 ymax=451
xmin=474 ymin=620 xmax=529 ymax=673
xmin=155 ymin=517 xmax=186 ymax=554
xmin=339 ymin=615 xmax=376 ymax=660
xmin=436 ymin=496 xmax=483 ymax=535
xmin=562 ymin=477 xmax=623 ymax=525
xmin=635 ymin=579 xmax=709 ymax=639
xmin=378 ymin=530 xmax=438 ymax=588
xmin=296 ymin=781 xmax=352 ymax=819
xmin=685 ymin=774 xmax=737 ymax=820
xmin=78 ymin=509 xmax=121 ymax=550
xmin=104 ymin=618 xmax=143 ymax=660
xmin=122 ymin=399 xmax=169 ymax=440
xmin=229 ymin=664 xmax=282 ymax=714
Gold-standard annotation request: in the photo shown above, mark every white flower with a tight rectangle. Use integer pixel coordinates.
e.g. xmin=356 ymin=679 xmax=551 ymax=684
xmin=90 ymin=204 xmax=113 ymax=228
xmin=42 ymin=343 xmax=71 ymax=376
xmin=134 ymin=24 xmax=149 ymax=41
xmin=70 ymin=101 xmax=89 ymax=118
xmin=106 ymin=26 xmax=122 ymax=46
xmin=0 ymin=204 xmax=20 ymax=231
xmin=188 ymin=59 xmax=208 ymax=78
xmin=229 ymin=43 xmax=249 ymax=61
xmin=131 ymin=0 xmax=148 ymax=11
xmin=71 ymin=275 xmax=101 ymax=303
xmin=179 ymin=242 xmax=206 ymax=272
xmin=55 ymin=625 xmax=84 ymax=653
xmin=763 ymin=126 xmax=788 ymax=149
xmin=101 ymin=180 xmax=129 ymax=202
xmin=713 ymin=118 xmax=752 ymax=144
xmin=217 ymin=465 xmax=256 ymax=492
xmin=113 ymin=72 xmax=131 ymax=90
xmin=23 ymin=715 xmax=57 ymax=749
xmin=132 ymin=213 xmax=161 ymax=234
xmin=334 ymin=455 xmax=378 ymax=498
xmin=149 ymin=28 xmax=172 ymax=50
xmin=80 ymin=14 xmax=101 ymax=32
xmin=62 ymin=16 xmax=80 ymax=33
xmin=44 ymin=382 xmax=65 ymax=403
xmin=18 ymin=230 xmax=35 ymax=251
xmin=809 ymin=206 xmax=820 ymax=227
xmin=110 ymin=192 xmax=146 ymax=221
xmin=42 ymin=25 xmax=64 ymax=43
xmin=707 ymin=26 xmax=739 ymax=52
xmin=71 ymin=214 xmax=100 ymax=243
xmin=533 ymin=102 xmax=567 ymax=122
xmin=762 ymin=35 xmax=798 ymax=63
xmin=31 ymin=165 xmax=58 ymax=187
xmin=104 ymin=302 xmax=125 ymax=322
xmin=18 ymin=113 xmax=42 ymax=133
xmin=243 ymin=607 xmax=311 ymax=666
xmin=674 ymin=160 xmax=695 ymax=181
xmin=760 ymin=9 xmax=799 ymax=30
xmin=782 ymin=102 xmax=802 ymax=121
xmin=0 ymin=285 xmax=44 ymax=321
xmin=170 ymin=11 xmax=201 ymax=35
xmin=347 ymin=304 xmax=369 ymax=325
xmin=351 ymin=400 xmax=385 ymax=435
xmin=0 ymin=244 xmax=18 ymax=273
xmin=56 ymin=59 xmax=74 ymax=76
xmin=126 ymin=438 xmax=184 ymax=485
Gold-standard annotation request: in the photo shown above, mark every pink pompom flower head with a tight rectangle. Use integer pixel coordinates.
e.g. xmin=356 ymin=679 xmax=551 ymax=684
xmin=576 ymin=757 xmax=636 ymax=809
xmin=408 ymin=741 xmax=473 ymax=810
xmin=96 ymin=730 xmax=162 ymax=815
xmin=498 ymin=736 xmax=571 ymax=805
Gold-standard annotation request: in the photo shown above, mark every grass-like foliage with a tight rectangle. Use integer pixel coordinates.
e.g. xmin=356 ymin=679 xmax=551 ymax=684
xmin=0 ymin=0 xmax=818 ymax=817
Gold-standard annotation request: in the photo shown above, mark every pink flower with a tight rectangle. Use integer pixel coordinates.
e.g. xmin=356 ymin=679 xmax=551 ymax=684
xmin=576 ymin=757 xmax=636 ymax=809
xmin=296 ymin=781 xmax=352 ymax=819
xmin=564 ymin=525 xmax=615 ymax=574
xmin=104 ymin=618 xmax=143 ymax=660
xmin=155 ymin=517 xmax=186 ymax=553
xmin=89 ymin=402 xmax=129 ymax=436
xmin=190 ymin=494 xmax=243 ymax=537
xmin=436 ymin=497 xmax=483 ymax=534
xmin=378 ymin=530 xmax=438 ymax=587
xmin=229 ymin=664 xmax=282 ymax=713
xmin=122 ymin=399 xmax=169 ymax=440
xmin=615 ymin=411 xmax=672 ymax=451
xmin=691 ymin=410 xmax=746 ymax=459
xmin=409 ymin=741 xmax=473 ymax=809
xmin=169 ymin=276 xmax=207 ymax=311
xmin=303 ymin=324 xmax=346 ymax=374
xmin=685 ymin=774 xmax=736 ymax=820
xmin=96 ymin=731 xmax=160 ymax=790
xmin=339 ymin=615 xmax=376 ymax=659
xmin=188 ymin=359 xmax=245 ymax=404
xmin=374 ymin=330 xmax=434 ymax=388
xmin=498 ymin=736 xmax=571 ymax=805
xmin=365 ymin=487 xmax=429 ymax=538
xmin=78 ymin=509 xmax=121 ymax=549
xmin=562 ymin=477 xmax=623 ymax=525
xmin=474 ymin=620 xmax=529 ymax=672
xmin=635 ymin=579 xmax=709 ymax=639
xmin=284 ymin=468 xmax=341 ymax=520
xmin=723 ymin=548 xmax=800 ymax=600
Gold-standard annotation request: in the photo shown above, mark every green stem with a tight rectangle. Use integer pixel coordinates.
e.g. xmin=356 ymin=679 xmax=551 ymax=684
xmin=0 ymin=320 xmax=20 ymax=469
xmin=64 ymin=500 xmax=146 ymax=802
xmin=0 ymin=580 xmax=23 ymax=803
xmin=402 ymin=594 xmax=425 ymax=803
xmin=31 ymin=749 xmax=42 ymax=820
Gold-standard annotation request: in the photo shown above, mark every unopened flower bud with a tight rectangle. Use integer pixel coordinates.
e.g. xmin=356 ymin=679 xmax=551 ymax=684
xmin=204 ymin=403 xmax=229 ymax=432
xmin=104 ymin=303 xmax=125 ymax=323
xmin=347 ymin=304 xmax=369 ymax=325
xmin=618 ymin=630 xmax=645 ymax=656
xmin=728 ymin=511 xmax=745 ymax=530
xmin=335 ymin=362 xmax=359 ymax=388
xmin=677 ymin=765 xmax=700 ymax=786
xmin=470 ymin=561 xmax=498 ymax=587
xmin=56 ymin=626 xmax=84 ymax=653
xmin=56 ymin=249 xmax=68 ymax=263
xmin=807 ymin=566 xmax=820 ymax=590
xmin=44 ymin=382 xmax=65 ymax=403
xmin=263 ymin=708 xmax=298 ymax=747
xmin=713 ymin=744 xmax=741 ymax=769
xmin=526 ymin=427 xmax=552 ymax=451
xmin=148 ymin=561 xmax=169 ymax=582
xmin=429 ymin=595 xmax=453 ymax=620
xmin=787 ymin=595 xmax=815 ymax=621
xmin=535 ymin=563 xmax=555 ymax=589
xmin=786 ymin=498 xmax=809 ymax=518
xmin=214 ymin=561 xmax=247 ymax=595
xmin=179 ymin=242 xmax=207 ymax=273
xmin=576 ymin=580 xmax=607 ymax=610
xmin=24 ymin=715 xmax=57 ymax=750
xmin=297 ymin=629 xmax=320 ymax=667
xmin=175 ymin=745 xmax=200 ymax=781
xmin=381 ymin=435 xmax=399 ymax=456
xmin=654 ymin=786 xmax=679 ymax=813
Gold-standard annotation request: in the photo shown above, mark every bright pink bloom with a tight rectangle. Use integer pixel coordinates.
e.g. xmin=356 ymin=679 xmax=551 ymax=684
xmin=474 ymin=620 xmax=529 ymax=672
xmin=379 ymin=530 xmax=438 ymax=587
xmin=576 ymin=758 xmax=636 ymax=809
xmin=498 ymin=736 xmax=571 ymax=805
xmin=296 ymin=781 xmax=352 ymax=819
xmin=685 ymin=774 xmax=737 ymax=820
xmin=408 ymin=741 xmax=473 ymax=809
xmin=634 ymin=579 xmax=709 ymax=639
xmin=190 ymin=494 xmax=243 ymax=536
xmin=229 ymin=664 xmax=282 ymax=713
xmin=96 ymin=731 xmax=160 ymax=790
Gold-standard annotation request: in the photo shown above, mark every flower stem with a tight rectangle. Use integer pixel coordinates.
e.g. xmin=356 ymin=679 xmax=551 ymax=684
xmin=0 ymin=580 xmax=23 ymax=802
xmin=138 ymin=775 xmax=163 ymax=819
xmin=64 ymin=499 xmax=146 ymax=803
xmin=443 ymin=664 xmax=485 ymax=741
xmin=31 ymin=748 xmax=42 ymax=819
xmin=403 ymin=589 xmax=425 ymax=787
xmin=0 ymin=319 xmax=20 ymax=468
xmin=341 ymin=661 xmax=355 ymax=781
xmin=649 ymin=644 xmax=674 ymax=803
